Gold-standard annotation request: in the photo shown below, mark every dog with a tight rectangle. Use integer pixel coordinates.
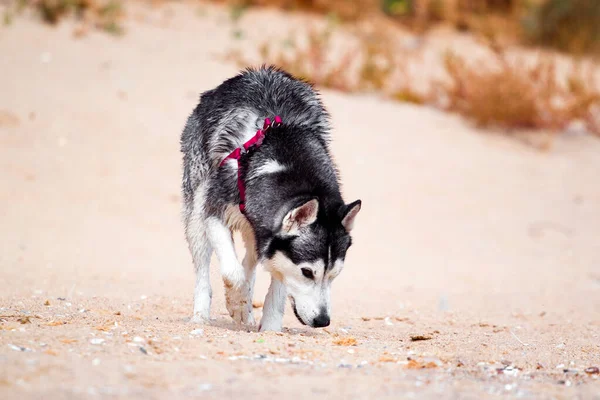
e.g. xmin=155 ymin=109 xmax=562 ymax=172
xmin=180 ymin=66 xmax=361 ymax=331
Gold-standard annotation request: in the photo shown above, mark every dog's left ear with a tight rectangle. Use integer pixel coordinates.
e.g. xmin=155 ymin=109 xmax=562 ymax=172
xmin=280 ymin=198 xmax=319 ymax=236
xmin=340 ymin=200 xmax=361 ymax=232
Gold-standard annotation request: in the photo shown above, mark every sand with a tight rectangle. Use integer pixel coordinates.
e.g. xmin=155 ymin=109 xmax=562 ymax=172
xmin=1 ymin=3 xmax=599 ymax=399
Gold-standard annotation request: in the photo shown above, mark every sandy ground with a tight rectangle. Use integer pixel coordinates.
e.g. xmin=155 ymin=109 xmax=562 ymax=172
xmin=1 ymin=3 xmax=600 ymax=399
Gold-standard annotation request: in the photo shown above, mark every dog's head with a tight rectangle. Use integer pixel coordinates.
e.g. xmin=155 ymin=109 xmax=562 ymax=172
xmin=263 ymin=197 xmax=361 ymax=328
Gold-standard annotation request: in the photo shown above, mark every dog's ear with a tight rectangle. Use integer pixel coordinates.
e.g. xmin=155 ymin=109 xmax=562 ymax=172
xmin=340 ymin=200 xmax=361 ymax=232
xmin=280 ymin=199 xmax=319 ymax=235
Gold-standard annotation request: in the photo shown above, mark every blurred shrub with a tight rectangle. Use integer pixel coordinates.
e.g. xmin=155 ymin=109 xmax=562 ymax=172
xmin=12 ymin=0 xmax=123 ymax=34
xmin=382 ymin=0 xmax=411 ymax=16
xmin=523 ymin=0 xmax=600 ymax=54
xmin=382 ymin=0 xmax=516 ymax=20
xmin=233 ymin=24 xmax=600 ymax=144
xmin=221 ymin=0 xmax=600 ymax=55
xmin=217 ymin=0 xmax=380 ymax=20
xmin=224 ymin=0 xmax=519 ymax=19
xmin=442 ymin=46 xmax=600 ymax=135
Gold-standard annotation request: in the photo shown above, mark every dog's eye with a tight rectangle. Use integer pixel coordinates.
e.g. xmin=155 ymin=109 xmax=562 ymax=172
xmin=301 ymin=268 xmax=314 ymax=280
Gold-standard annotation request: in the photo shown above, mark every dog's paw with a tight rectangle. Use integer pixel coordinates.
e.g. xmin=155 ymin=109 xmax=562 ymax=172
xmin=226 ymin=297 xmax=255 ymax=325
xmin=244 ymin=309 xmax=256 ymax=326
xmin=190 ymin=313 xmax=211 ymax=324
xmin=238 ymin=302 xmax=255 ymax=326
xmin=224 ymin=277 xmax=255 ymax=326
xmin=230 ymin=308 xmax=255 ymax=326
xmin=258 ymin=318 xmax=282 ymax=332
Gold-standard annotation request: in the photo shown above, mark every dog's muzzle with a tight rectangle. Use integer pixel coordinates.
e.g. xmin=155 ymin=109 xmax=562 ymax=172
xmin=290 ymin=297 xmax=330 ymax=328
xmin=289 ymin=297 xmax=307 ymax=326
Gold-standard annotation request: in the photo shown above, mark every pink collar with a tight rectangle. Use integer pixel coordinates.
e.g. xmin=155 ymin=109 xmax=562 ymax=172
xmin=220 ymin=116 xmax=282 ymax=213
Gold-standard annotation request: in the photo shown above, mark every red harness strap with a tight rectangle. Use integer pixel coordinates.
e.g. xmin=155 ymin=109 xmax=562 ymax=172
xmin=219 ymin=116 xmax=282 ymax=213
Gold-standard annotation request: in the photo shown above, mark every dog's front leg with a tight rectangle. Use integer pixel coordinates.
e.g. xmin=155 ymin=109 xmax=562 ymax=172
xmin=206 ymin=217 xmax=253 ymax=324
xmin=206 ymin=217 xmax=245 ymax=287
xmin=259 ymin=277 xmax=286 ymax=332
xmin=234 ymin=229 xmax=258 ymax=325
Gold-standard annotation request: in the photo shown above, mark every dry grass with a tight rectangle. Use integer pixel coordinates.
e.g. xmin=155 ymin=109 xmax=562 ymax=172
xmin=4 ymin=0 xmax=124 ymax=34
xmin=441 ymin=43 xmax=600 ymax=134
xmin=220 ymin=0 xmax=600 ymax=56
xmin=217 ymin=0 xmax=518 ymax=23
xmin=214 ymin=0 xmax=380 ymax=21
xmin=231 ymin=23 xmax=600 ymax=142
xmin=522 ymin=0 xmax=600 ymax=55
xmin=253 ymin=27 xmax=356 ymax=93
xmin=229 ymin=23 xmax=427 ymax=104
xmin=218 ymin=0 xmax=519 ymax=40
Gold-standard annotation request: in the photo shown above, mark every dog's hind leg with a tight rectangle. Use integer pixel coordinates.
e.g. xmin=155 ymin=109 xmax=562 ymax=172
xmin=185 ymin=188 xmax=214 ymax=324
xmin=259 ymin=277 xmax=286 ymax=332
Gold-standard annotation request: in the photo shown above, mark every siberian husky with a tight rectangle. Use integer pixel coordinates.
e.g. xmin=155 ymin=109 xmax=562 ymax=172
xmin=180 ymin=66 xmax=361 ymax=331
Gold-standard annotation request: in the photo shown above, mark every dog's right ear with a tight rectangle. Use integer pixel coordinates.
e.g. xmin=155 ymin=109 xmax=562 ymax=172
xmin=279 ymin=199 xmax=319 ymax=236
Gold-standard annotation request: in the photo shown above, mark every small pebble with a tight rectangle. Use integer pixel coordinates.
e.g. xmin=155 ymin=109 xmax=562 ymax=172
xmin=8 ymin=344 xmax=32 ymax=352
xmin=90 ymin=338 xmax=105 ymax=345
xmin=124 ymin=365 xmax=135 ymax=377
xmin=585 ymin=366 xmax=599 ymax=375
xmin=190 ymin=329 xmax=204 ymax=336
xmin=198 ymin=383 xmax=212 ymax=392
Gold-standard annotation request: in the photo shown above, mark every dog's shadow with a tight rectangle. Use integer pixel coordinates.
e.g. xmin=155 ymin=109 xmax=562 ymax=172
xmin=206 ymin=317 xmax=323 ymax=337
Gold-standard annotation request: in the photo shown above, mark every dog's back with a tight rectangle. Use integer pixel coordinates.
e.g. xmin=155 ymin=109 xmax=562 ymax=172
xmin=181 ymin=66 xmax=331 ymax=208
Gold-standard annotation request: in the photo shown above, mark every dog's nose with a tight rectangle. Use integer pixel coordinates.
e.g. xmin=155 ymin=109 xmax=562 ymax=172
xmin=312 ymin=312 xmax=330 ymax=328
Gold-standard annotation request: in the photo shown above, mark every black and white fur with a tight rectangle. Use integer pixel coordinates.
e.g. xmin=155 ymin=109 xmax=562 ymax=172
xmin=180 ymin=66 xmax=361 ymax=331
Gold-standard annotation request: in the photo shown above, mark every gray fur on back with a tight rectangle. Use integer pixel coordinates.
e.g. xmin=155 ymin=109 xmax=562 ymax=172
xmin=180 ymin=66 xmax=331 ymax=212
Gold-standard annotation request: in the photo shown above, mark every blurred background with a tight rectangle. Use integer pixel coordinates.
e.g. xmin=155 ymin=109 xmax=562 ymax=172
xmin=1 ymin=0 xmax=599 ymax=397
xmin=3 ymin=0 xmax=599 ymax=141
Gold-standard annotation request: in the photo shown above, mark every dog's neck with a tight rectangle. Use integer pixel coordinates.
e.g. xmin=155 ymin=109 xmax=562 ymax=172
xmin=219 ymin=116 xmax=283 ymax=214
xmin=231 ymin=122 xmax=344 ymax=258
